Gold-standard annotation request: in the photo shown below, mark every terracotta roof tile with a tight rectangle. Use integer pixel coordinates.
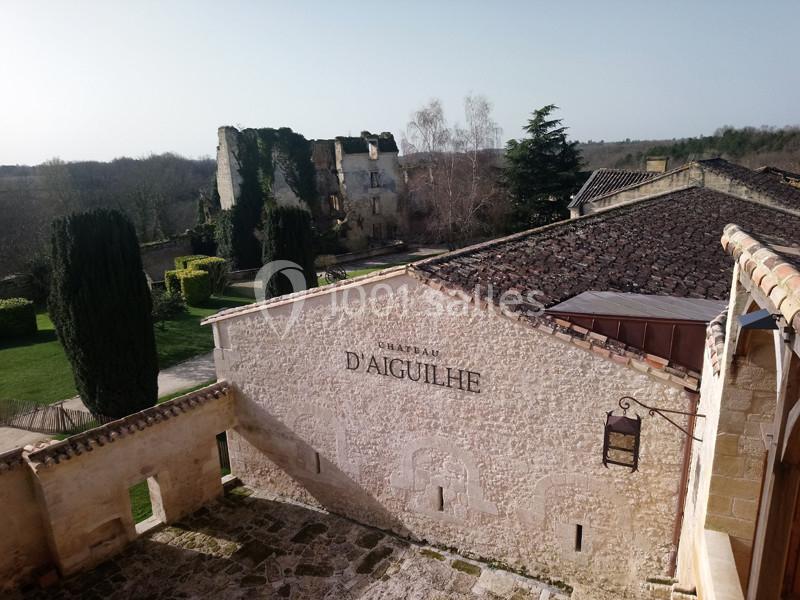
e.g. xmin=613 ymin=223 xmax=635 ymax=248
xmin=699 ymin=158 xmax=800 ymax=211
xmin=721 ymin=224 xmax=800 ymax=329
xmin=414 ymin=187 xmax=800 ymax=310
xmin=568 ymin=168 xmax=660 ymax=209
xmin=705 ymin=310 xmax=728 ymax=376
xmin=25 ymin=381 xmax=231 ymax=470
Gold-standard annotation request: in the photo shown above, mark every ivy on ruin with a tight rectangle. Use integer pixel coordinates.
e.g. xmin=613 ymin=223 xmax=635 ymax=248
xmin=224 ymin=127 xmax=319 ymax=269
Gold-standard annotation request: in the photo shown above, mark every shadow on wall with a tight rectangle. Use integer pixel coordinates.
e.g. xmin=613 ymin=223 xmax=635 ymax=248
xmin=231 ymin=400 xmax=412 ymax=539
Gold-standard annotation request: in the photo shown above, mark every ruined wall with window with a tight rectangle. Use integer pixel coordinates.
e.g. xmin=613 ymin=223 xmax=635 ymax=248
xmin=215 ymin=127 xmax=408 ymax=253
xmin=334 ymin=133 xmax=407 ymax=250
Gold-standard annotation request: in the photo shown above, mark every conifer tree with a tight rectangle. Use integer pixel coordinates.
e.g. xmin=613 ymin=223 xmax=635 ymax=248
xmin=262 ymin=206 xmax=318 ymax=297
xmin=49 ymin=209 xmax=158 ymax=418
xmin=503 ymin=104 xmax=583 ymax=230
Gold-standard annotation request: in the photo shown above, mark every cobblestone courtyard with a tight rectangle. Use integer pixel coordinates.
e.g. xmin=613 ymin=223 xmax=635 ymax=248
xmin=19 ymin=487 xmax=570 ymax=600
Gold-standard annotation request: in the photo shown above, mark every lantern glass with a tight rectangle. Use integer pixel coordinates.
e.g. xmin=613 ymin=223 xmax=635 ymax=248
xmin=603 ymin=412 xmax=641 ymax=472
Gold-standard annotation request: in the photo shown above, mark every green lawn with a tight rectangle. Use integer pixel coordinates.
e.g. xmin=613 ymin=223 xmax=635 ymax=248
xmin=0 ymin=295 xmax=251 ymax=406
xmin=129 ymin=481 xmax=154 ymax=523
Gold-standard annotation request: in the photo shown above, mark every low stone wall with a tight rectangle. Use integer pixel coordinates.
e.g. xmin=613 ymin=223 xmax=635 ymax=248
xmin=0 ymin=382 xmax=235 ymax=590
xmin=0 ymin=448 xmax=50 ymax=591
xmin=317 ymin=240 xmax=407 ymax=267
xmin=140 ymin=235 xmax=193 ymax=282
xmin=0 ymin=273 xmax=35 ymax=300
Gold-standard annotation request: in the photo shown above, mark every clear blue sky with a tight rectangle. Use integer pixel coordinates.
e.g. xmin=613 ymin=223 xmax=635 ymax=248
xmin=1 ymin=0 xmax=798 ymax=165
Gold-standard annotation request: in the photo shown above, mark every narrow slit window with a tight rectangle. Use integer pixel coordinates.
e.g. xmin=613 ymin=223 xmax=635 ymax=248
xmin=314 ymin=451 xmax=321 ymax=474
xmin=575 ymin=524 xmax=583 ymax=552
xmin=436 ymin=486 xmax=444 ymax=511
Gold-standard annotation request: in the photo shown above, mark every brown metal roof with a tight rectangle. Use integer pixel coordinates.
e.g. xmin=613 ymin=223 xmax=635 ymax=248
xmin=547 ymin=291 xmax=727 ymax=322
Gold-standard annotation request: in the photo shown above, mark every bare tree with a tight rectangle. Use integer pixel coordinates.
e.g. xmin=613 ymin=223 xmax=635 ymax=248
xmin=40 ymin=158 xmax=79 ymax=214
xmin=403 ymin=95 xmax=507 ymax=247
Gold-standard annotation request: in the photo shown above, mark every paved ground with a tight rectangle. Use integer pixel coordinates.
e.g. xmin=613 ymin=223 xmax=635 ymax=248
xmin=0 ymin=426 xmax=50 ymax=452
xmin=60 ymin=353 xmax=216 ymax=412
xmin=333 ymin=246 xmax=448 ymax=273
xmin=20 ymin=486 xmax=570 ymax=600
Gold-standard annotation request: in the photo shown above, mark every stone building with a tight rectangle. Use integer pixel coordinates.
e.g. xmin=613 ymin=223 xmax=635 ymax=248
xmin=3 ymin=157 xmax=800 ymax=598
xmin=216 ymin=126 xmax=408 ymax=252
xmin=568 ymin=157 xmax=800 ymax=218
xmin=201 ymin=166 xmax=800 ymax=597
xmin=674 ymin=225 xmax=800 ymax=599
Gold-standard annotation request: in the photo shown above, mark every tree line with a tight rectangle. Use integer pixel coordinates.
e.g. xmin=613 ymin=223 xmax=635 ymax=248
xmin=402 ymin=97 xmax=583 ymax=247
xmin=0 ymin=154 xmax=215 ymax=277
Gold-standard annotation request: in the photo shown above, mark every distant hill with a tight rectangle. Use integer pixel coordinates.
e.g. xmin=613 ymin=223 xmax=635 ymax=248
xmin=0 ymin=154 xmax=215 ymax=277
xmin=578 ymin=126 xmax=800 ymax=172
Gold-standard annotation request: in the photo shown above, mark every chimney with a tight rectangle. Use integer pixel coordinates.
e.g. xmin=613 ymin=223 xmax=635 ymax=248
xmin=645 ymin=156 xmax=669 ymax=174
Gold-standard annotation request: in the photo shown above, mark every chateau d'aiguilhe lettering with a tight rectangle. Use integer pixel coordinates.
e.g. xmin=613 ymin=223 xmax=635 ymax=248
xmin=344 ymin=350 xmax=481 ymax=393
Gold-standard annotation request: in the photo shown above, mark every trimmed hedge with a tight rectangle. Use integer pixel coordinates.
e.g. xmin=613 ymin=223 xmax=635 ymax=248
xmin=177 ymin=269 xmax=211 ymax=306
xmin=186 ymin=256 xmax=229 ymax=294
xmin=164 ymin=269 xmax=183 ymax=296
xmin=174 ymin=254 xmax=208 ymax=270
xmin=0 ymin=297 xmax=37 ymax=339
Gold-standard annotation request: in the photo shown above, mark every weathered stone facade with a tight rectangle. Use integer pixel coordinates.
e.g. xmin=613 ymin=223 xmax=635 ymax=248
xmin=215 ymin=127 xmax=408 ymax=252
xmin=207 ymin=271 xmax=694 ymax=596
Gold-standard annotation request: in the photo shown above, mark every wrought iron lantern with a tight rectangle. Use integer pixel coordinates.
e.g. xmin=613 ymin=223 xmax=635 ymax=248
xmin=603 ymin=409 xmax=641 ymax=472
xmin=604 ymin=395 xmax=705 ymax=473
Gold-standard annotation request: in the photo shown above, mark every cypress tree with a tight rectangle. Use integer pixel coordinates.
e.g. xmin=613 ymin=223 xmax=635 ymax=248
xmin=49 ymin=209 xmax=158 ymax=418
xmin=262 ymin=206 xmax=318 ymax=297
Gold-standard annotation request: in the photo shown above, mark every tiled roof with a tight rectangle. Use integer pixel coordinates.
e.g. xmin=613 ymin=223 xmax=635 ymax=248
xmin=411 ymin=271 xmax=701 ymax=390
xmin=699 ymin=158 xmax=800 ymax=211
xmin=568 ymin=168 xmax=660 ymax=209
xmin=25 ymin=382 xmax=231 ymax=470
xmin=721 ymin=224 xmax=800 ymax=333
xmin=413 ymin=187 xmax=800 ymax=311
xmin=706 ymin=310 xmax=727 ymax=376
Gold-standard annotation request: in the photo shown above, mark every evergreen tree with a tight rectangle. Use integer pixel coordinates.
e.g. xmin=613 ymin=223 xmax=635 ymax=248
xmin=262 ymin=207 xmax=318 ymax=297
xmin=503 ymin=104 xmax=583 ymax=230
xmin=49 ymin=209 xmax=158 ymax=418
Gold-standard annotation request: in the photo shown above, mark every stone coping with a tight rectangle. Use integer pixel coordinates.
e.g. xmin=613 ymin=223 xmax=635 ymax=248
xmin=721 ymin=223 xmax=800 ymax=333
xmin=410 ymin=270 xmax=701 ymax=391
xmin=24 ymin=381 xmax=231 ymax=470
xmin=0 ymin=447 xmax=25 ymax=474
xmin=706 ymin=310 xmax=728 ymax=377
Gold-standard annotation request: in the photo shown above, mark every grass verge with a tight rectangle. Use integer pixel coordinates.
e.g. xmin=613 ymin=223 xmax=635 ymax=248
xmin=0 ymin=295 xmax=250 ymax=406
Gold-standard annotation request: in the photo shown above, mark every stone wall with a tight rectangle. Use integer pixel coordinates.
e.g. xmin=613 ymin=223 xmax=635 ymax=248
xmin=0 ymin=383 xmax=235 ymax=589
xmin=210 ymin=272 xmax=692 ymax=596
xmin=335 ymin=146 xmax=407 ymax=250
xmin=139 ymin=235 xmax=193 ymax=282
xmin=0 ymin=449 xmax=50 ymax=591
xmin=576 ymin=162 xmax=800 ymax=218
xmin=676 ymin=265 xmax=770 ymax=596
xmin=0 ymin=273 xmax=35 ymax=300
xmin=578 ymin=164 xmax=703 ymax=216
xmin=216 ymin=126 xmax=242 ymax=211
